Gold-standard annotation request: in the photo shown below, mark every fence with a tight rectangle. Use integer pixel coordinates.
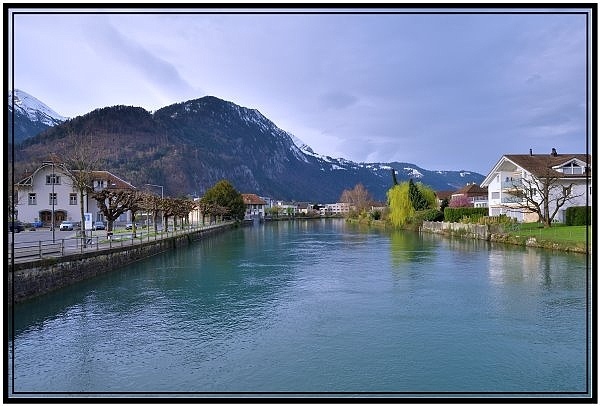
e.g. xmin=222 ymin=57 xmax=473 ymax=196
xmin=8 ymin=221 xmax=234 ymax=264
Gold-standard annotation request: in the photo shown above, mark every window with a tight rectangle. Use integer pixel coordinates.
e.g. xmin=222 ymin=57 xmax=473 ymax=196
xmin=28 ymin=193 xmax=37 ymax=205
xmin=46 ymin=174 xmax=60 ymax=185
xmin=49 ymin=193 xmax=57 ymax=205
xmin=492 ymin=192 xmax=500 ymax=199
xmin=560 ymin=162 xmax=583 ymax=175
xmin=69 ymin=193 xmax=77 ymax=205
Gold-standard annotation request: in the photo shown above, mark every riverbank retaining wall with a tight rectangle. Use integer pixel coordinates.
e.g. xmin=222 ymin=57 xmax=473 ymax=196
xmin=421 ymin=221 xmax=489 ymax=240
xmin=7 ymin=223 xmax=236 ymax=304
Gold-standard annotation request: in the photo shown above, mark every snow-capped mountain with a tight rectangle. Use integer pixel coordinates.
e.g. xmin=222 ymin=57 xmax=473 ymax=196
xmin=8 ymin=89 xmax=67 ymax=144
xmin=288 ymin=133 xmax=483 ymax=193
xmin=13 ymin=94 xmax=484 ymax=201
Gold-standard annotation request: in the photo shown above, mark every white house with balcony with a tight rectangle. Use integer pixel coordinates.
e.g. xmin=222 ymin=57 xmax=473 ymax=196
xmin=15 ymin=161 xmax=136 ymax=226
xmin=480 ymin=150 xmax=591 ymax=223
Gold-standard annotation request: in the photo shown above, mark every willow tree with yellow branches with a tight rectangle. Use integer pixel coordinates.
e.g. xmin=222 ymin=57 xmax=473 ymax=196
xmin=387 ymin=170 xmax=438 ymax=228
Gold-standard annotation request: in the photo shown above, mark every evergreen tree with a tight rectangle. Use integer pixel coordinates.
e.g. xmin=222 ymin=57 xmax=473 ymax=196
xmin=408 ymin=179 xmax=429 ymax=211
xmin=391 ymin=168 xmax=399 ymax=186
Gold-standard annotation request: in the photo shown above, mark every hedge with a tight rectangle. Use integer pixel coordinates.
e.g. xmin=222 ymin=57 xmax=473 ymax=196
xmin=413 ymin=208 xmax=444 ymax=222
xmin=565 ymin=206 xmax=591 ymax=226
xmin=443 ymin=207 xmax=489 ymax=223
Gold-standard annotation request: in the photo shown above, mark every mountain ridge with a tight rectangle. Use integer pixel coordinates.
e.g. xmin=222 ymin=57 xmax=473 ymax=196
xmin=11 ymin=93 xmax=485 ymax=202
xmin=8 ymin=89 xmax=67 ymax=144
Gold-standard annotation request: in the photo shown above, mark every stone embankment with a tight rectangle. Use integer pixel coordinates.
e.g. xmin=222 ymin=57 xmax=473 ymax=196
xmin=8 ymin=222 xmax=236 ymax=304
xmin=421 ymin=221 xmax=489 ymax=240
xmin=420 ymin=221 xmax=588 ymax=254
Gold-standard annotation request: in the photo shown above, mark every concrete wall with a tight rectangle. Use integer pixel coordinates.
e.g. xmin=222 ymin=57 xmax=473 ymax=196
xmin=7 ymin=223 xmax=235 ymax=304
xmin=421 ymin=221 xmax=489 ymax=240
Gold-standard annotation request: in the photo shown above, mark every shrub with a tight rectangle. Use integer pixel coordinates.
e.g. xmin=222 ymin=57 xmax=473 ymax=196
xmin=444 ymin=207 xmax=488 ymax=223
xmin=565 ymin=206 xmax=591 ymax=226
xmin=413 ymin=209 xmax=444 ymax=222
xmin=370 ymin=210 xmax=382 ymax=220
xmin=477 ymin=215 xmax=516 ymax=226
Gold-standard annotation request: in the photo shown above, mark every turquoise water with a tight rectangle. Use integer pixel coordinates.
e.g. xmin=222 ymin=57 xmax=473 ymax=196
xmin=8 ymin=219 xmax=590 ymax=396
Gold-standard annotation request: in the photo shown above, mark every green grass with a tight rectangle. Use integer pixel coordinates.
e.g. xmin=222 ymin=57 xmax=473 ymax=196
xmin=508 ymin=223 xmax=591 ymax=244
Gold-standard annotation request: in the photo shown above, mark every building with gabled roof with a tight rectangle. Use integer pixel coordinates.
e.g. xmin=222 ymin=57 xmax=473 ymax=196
xmin=451 ymin=183 xmax=488 ymax=208
xmin=14 ymin=162 xmax=136 ymax=226
xmin=480 ymin=149 xmax=591 ymax=222
xmin=242 ymin=193 xmax=267 ymax=221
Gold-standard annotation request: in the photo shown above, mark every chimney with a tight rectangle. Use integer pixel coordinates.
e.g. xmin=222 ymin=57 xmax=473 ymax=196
xmin=529 ymin=148 xmax=533 ymax=156
xmin=551 ymin=148 xmax=558 ymax=157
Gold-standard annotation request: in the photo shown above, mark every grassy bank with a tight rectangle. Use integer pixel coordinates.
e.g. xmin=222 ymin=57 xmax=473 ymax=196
xmin=348 ymin=217 xmax=591 ymax=254
xmin=495 ymin=223 xmax=591 ymax=254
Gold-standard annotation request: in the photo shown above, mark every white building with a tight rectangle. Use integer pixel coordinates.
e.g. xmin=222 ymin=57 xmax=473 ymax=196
xmin=480 ymin=150 xmax=591 ymax=223
xmin=15 ymin=162 xmax=136 ymax=226
xmin=242 ymin=194 xmax=267 ymax=220
xmin=275 ymin=201 xmax=298 ymax=216
xmin=321 ymin=202 xmax=351 ymax=216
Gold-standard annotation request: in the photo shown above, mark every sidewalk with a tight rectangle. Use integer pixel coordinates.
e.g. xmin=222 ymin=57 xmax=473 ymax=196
xmin=8 ymin=222 xmax=234 ymax=264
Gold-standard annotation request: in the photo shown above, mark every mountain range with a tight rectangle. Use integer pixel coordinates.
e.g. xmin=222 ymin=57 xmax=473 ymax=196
xmin=9 ymin=90 xmax=485 ymax=202
xmin=8 ymin=89 xmax=67 ymax=145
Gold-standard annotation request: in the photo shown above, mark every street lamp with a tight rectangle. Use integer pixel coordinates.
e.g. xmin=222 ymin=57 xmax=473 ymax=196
xmin=145 ymin=183 xmax=164 ymax=230
xmin=51 ymin=162 xmax=55 ymax=243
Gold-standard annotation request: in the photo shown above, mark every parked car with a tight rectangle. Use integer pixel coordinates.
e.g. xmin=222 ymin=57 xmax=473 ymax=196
xmin=125 ymin=223 xmax=139 ymax=230
xmin=92 ymin=221 xmax=106 ymax=230
xmin=8 ymin=221 xmax=25 ymax=233
xmin=32 ymin=220 xmax=43 ymax=228
xmin=59 ymin=221 xmax=74 ymax=231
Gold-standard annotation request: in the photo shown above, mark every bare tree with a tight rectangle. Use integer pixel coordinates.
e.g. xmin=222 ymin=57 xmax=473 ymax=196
xmin=126 ymin=191 xmax=145 ymax=238
xmin=504 ymin=168 xmax=585 ymax=227
xmin=159 ymin=197 xmax=180 ymax=231
xmin=140 ymin=193 xmax=162 ymax=233
xmin=62 ymin=133 xmax=102 ymax=243
xmin=173 ymin=198 xmax=196 ymax=230
xmin=339 ymin=183 xmax=373 ymax=212
xmin=92 ymin=189 xmax=136 ymax=237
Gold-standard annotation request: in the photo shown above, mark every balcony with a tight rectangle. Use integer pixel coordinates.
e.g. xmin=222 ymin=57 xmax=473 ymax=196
xmin=501 ymin=195 xmax=523 ymax=204
xmin=501 ymin=179 xmax=523 ymax=190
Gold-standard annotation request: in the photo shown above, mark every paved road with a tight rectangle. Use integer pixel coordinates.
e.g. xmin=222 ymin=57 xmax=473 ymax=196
xmin=8 ymin=228 xmax=77 ymax=244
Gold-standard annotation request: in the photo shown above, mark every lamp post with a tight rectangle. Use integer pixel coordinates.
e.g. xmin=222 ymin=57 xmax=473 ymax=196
xmin=145 ymin=183 xmax=164 ymax=231
xmin=51 ymin=162 xmax=55 ymax=243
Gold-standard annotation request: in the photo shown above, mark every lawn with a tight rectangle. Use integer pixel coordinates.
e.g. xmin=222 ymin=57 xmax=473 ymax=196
xmin=508 ymin=223 xmax=591 ymax=245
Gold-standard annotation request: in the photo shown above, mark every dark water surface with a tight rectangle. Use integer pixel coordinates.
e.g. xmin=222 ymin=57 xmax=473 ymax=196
xmin=8 ymin=219 xmax=590 ymax=396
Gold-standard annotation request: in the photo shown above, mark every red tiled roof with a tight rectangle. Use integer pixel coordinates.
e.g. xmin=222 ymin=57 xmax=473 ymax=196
xmin=435 ymin=190 xmax=454 ymax=200
xmin=80 ymin=170 xmax=136 ymax=190
xmin=454 ymin=183 xmax=487 ymax=196
xmin=242 ymin=194 xmax=266 ymax=205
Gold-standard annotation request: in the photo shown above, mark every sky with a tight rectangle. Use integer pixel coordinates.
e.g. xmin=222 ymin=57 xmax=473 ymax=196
xmin=8 ymin=5 xmax=592 ymax=175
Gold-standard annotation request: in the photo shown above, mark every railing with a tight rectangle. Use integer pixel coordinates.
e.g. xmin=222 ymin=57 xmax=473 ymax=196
xmin=9 ymin=221 xmax=235 ymax=264
xmin=8 ymin=240 xmax=64 ymax=261
xmin=501 ymin=195 xmax=523 ymax=204
xmin=501 ymin=179 xmax=523 ymax=189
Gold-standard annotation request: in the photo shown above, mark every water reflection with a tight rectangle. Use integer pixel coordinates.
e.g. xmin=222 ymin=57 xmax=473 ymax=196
xmin=389 ymin=230 xmax=432 ymax=268
xmin=487 ymin=244 xmax=586 ymax=290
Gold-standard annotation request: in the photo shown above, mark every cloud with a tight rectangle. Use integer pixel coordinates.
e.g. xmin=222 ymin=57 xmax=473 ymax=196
xmin=319 ymin=91 xmax=358 ymax=110
xmin=11 ymin=10 xmax=590 ymax=174
xmin=82 ymin=17 xmax=198 ymax=103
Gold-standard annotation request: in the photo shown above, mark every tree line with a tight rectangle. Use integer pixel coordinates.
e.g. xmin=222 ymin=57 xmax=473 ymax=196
xmin=90 ymin=179 xmax=246 ymax=238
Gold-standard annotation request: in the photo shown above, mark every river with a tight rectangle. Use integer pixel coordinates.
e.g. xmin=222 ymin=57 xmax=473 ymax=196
xmin=7 ymin=219 xmax=590 ymax=397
